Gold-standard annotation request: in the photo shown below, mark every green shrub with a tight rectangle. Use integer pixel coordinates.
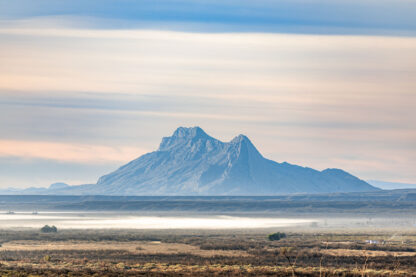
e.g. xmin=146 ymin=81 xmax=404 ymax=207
xmin=40 ymin=225 xmax=58 ymax=233
xmin=268 ymin=232 xmax=286 ymax=241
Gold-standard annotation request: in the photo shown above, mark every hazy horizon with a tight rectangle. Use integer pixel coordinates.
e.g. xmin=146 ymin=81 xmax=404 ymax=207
xmin=1 ymin=126 xmax=416 ymax=192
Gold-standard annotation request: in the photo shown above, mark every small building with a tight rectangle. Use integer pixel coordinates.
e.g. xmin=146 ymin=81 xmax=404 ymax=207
xmin=365 ymin=240 xmax=385 ymax=245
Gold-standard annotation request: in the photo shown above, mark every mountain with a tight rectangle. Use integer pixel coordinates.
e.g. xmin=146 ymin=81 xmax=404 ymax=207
xmin=0 ymin=127 xmax=378 ymax=196
xmin=90 ymin=126 xmax=378 ymax=195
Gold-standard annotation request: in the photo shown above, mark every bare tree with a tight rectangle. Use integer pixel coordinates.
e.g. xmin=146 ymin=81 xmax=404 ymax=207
xmin=392 ymin=255 xmax=401 ymax=273
xmin=361 ymin=252 xmax=369 ymax=277
xmin=280 ymin=247 xmax=297 ymax=277
xmin=320 ymin=241 xmax=329 ymax=277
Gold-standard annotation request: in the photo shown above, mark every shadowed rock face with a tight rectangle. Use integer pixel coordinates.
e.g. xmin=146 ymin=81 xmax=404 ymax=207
xmin=94 ymin=127 xmax=378 ymax=195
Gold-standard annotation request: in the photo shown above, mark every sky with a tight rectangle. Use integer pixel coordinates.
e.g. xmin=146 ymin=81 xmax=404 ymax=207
xmin=0 ymin=0 xmax=415 ymax=188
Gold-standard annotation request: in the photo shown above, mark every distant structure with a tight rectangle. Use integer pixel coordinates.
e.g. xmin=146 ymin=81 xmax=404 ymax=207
xmin=365 ymin=240 xmax=385 ymax=245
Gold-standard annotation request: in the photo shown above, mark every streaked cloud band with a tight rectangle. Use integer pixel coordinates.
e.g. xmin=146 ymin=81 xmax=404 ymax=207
xmin=0 ymin=140 xmax=147 ymax=164
xmin=0 ymin=15 xmax=415 ymax=187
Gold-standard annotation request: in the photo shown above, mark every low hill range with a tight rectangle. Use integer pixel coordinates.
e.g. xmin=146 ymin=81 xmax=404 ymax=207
xmin=1 ymin=127 xmax=378 ymax=196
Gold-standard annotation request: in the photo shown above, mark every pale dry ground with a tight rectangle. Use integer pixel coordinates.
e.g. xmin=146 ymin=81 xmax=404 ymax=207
xmin=321 ymin=248 xmax=416 ymax=257
xmin=3 ymin=239 xmax=415 ymax=259
xmin=0 ymin=240 xmax=249 ymax=257
xmin=1 ymin=229 xmax=416 ymax=276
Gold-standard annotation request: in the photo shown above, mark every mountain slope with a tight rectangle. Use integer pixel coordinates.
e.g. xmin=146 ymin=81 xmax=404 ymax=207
xmin=93 ymin=127 xmax=378 ymax=195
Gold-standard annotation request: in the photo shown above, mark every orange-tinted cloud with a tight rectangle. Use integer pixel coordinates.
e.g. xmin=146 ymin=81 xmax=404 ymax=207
xmin=0 ymin=140 xmax=147 ymax=164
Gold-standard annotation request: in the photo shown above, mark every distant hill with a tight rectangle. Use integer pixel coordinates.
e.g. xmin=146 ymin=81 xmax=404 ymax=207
xmin=2 ymin=189 xmax=416 ymax=213
xmin=0 ymin=182 xmax=70 ymax=195
xmin=0 ymin=127 xmax=378 ymax=196
xmin=48 ymin=182 xmax=70 ymax=190
xmin=368 ymin=180 xmax=416 ymax=189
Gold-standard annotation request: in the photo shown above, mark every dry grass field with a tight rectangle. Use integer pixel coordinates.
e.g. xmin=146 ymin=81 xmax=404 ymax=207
xmin=1 ymin=228 xmax=416 ymax=276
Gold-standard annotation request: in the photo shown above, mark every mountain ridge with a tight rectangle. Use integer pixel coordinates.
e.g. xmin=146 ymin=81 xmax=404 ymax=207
xmin=92 ymin=126 xmax=377 ymax=195
xmin=0 ymin=127 xmax=379 ymax=195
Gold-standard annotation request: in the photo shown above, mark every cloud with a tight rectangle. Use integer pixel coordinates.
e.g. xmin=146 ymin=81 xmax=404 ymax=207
xmin=0 ymin=19 xmax=415 ymax=186
xmin=0 ymin=26 xmax=415 ymax=98
xmin=0 ymin=140 xmax=147 ymax=164
xmin=1 ymin=0 xmax=416 ymax=35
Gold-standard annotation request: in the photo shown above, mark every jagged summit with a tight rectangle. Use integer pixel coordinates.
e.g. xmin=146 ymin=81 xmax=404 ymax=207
xmin=158 ymin=126 xmax=219 ymax=151
xmin=162 ymin=127 xmax=252 ymax=146
xmin=173 ymin=126 xmax=208 ymax=138
xmin=231 ymin=134 xmax=249 ymax=141
xmin=91 ymin=127 xmax=378 ymax=195
xmin=230 ymin=134 xmax=260 ymax=150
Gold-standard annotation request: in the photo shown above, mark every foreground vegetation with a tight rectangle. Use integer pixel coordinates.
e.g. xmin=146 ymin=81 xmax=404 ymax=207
xmin=1 ymin=228 xmax=416 ymax=276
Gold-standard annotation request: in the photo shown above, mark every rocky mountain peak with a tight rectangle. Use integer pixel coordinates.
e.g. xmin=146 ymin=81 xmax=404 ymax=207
xmin=230 ymin=134 xmax=249 ymax=143
xmin=92 ymin=126 xmax=378 ymax=195
xmin=172 ymin=126 xmax=207 ymax=139
xmin=229 ymin=134 xmax=262 ymax=159
xmin=158 ymin=126 xmax=216 ymax=151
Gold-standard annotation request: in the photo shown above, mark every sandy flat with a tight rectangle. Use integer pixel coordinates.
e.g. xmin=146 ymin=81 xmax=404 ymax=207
xmin=0 ymin=240 xmax=249 ymax=257
xmin=321 ymin=248 xmax=416 ymax=257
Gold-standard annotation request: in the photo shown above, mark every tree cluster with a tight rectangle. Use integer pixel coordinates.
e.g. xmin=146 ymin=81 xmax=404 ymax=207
xmin=268 ymin=232 xmax=286 ymax=241
xmin=40 ymin=225 xmax=58 ymax=233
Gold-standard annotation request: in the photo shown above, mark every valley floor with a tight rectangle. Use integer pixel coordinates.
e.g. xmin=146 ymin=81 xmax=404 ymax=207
xmin=1 ymin=228 xmax=416 ymax=276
